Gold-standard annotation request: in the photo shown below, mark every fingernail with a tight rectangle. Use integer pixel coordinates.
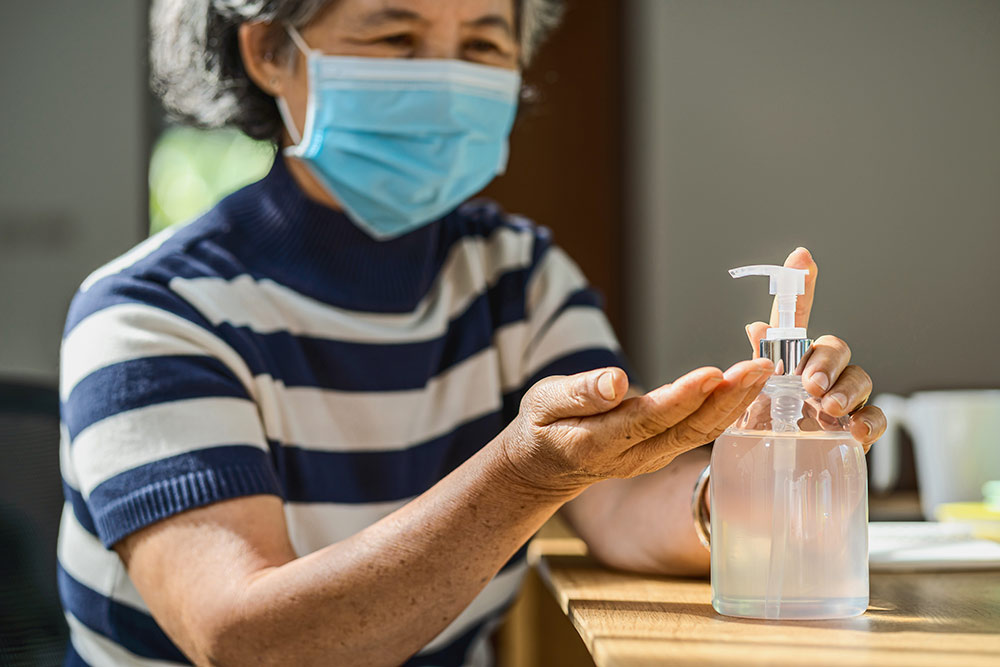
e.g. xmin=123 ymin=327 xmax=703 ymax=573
xmin=811 ymin=372 xmax=830 ymax=392
xmin=701 ymin=377 xmax=723 ymax=393
xmin=745 ymin=324 xmax=753 ymax=337
xmin=829 ymin=393 xmax=848 ymax=410
xmin=741 ymin=371 xmax=762 ymax=388
xmin=598 ymin=371 xmax=618 ymax=401
xmin=862 ymin=419 xmax=873 ymax=437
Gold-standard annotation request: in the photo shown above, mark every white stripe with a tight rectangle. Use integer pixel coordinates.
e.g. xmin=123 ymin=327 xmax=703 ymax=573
xmin=66 ymin=613 xmax=186 ymax=667
xmin=419 ymin=561 xmax=528 ymax=654
xmin=256 ymin=346 xmax=507 ymax=452
xmin=60 ymin=422 xmax=79 ymax=489
xmin=525 ymin=306 xmax=620 ymax=377
xmin=58 ymin=505 xmax=149 ymax=612
xmin=80 ymin=226 xmax=180 ymax=293
xmin=167 ymin=225 xmax=533 ymax=344
xmin=283 ymin=499 xmax=412 ymax=556
xmin=72 ymin=397 xmax=268 ymax=498
xmin=525 ymin=247 xmax=588 ymax=342
xmin=495 ymin=320 xmax=530 ymax=393
xmin=61 ymin=303 xmax=254 ymax=402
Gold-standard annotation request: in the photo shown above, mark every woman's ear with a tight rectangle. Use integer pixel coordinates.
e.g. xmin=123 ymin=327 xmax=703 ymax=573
xmin=238 ymin=21 xmax=290 ymax=97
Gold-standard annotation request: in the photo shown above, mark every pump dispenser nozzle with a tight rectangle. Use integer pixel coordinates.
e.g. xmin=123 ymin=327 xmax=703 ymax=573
xmin=730 ymin=264 xmax=811 ymax=375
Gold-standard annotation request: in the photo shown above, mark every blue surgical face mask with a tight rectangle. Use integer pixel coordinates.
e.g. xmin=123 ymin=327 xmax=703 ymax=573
xmin=276 ymin=27 xmax=521 ymax=240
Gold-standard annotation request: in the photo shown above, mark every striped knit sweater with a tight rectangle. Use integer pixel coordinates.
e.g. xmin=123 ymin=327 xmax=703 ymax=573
xmin=57 ymin=156 xmax=626 ymax=666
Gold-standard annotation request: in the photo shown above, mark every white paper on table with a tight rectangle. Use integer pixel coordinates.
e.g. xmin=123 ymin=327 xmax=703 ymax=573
xmin=868 ymin=521 xmax=1000 ymax=572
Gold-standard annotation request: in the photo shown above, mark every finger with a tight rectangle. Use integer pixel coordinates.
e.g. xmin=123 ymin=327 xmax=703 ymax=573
xmin=821 ymin=365 xmax=871 ymax=418
xmin=717 ymin=367 xmax=774 ymax=432
xmin=745 ymin=321 xmax=768 ymax=359
xmin=669 ymin=359 xmax=773 ymax=445
xmin=523 ymin=367 xmax=629 ymax=426
xmin=769 ymin=247 xmax=817 ymax=330
xmin=591 ymin=366 xmax=725 ymax=443
xmin=801 ymin=334 xmax=852 ymax=397
xmin=850 ymin=406 xmax=886 ymax=451
xmin=624 ymin=359 xmax=773 ymax=467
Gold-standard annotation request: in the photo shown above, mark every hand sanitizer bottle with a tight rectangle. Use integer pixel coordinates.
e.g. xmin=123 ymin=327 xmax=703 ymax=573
xmin=709 ymin=264 xmax=869 ymax=620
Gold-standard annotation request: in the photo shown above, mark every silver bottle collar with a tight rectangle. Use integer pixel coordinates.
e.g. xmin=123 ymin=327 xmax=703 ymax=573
xmin=760 ymin=338 xmax=813 ymax=376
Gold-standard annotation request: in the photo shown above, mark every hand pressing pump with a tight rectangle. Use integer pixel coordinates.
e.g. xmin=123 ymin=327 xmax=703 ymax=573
xmin=703 ymin=264 xmax=869 ymax=620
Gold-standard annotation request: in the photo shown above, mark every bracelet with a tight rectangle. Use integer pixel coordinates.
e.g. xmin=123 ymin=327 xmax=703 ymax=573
xmin=691 ymin=464 xmax=711 ymax=551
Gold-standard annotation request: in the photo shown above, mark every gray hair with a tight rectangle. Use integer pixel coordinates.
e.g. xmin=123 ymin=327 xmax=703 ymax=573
xmin=150 ymin=0 xmax=564 ymax=142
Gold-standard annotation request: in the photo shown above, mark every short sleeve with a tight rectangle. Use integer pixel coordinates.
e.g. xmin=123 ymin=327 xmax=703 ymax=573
xmin=506 ymin=228 xmax=633 ymax=415
xmin=59 ymin=276 xmax=282 ymax=548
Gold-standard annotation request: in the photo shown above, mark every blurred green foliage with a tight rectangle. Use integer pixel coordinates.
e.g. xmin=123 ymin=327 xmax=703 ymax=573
xmin=149 ymin=127 xmax=275 ymax=235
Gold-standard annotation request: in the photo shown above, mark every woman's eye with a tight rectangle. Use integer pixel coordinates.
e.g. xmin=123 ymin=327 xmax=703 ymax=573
xmin=466 ymin=39 xmax=500 ymax=54
xmin=379 ymin=33 xmax=415 ymax=48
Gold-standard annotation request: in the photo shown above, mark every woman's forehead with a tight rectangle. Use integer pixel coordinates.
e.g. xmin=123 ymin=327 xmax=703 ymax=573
xmin=327 ymin=0 xmax=516 ymax=27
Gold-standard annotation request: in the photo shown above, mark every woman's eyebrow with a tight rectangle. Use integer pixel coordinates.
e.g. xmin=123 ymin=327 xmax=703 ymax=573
xmin=357 ymin=7 xmax=427 ymax=29
xmin=463 ymin=14 xmax=514 ymax=37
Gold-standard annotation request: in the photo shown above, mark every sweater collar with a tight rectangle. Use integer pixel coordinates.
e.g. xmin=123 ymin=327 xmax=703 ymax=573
xmin=227 ymin=155 xmax=448 ymax=313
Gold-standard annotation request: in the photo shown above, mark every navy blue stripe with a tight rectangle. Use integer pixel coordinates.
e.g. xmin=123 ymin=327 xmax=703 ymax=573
xmin=62 ymin=480 xmax=99 ymax=536
xmin=277 ymin=411 xmax=507 ymax=503
xmin=87 ymin=445 xmax=282 ymax=547
xmin=526 ymin=225 xmax=553 ymax=283
xmin=63 ymin=355 xmax=251 ymax=440
xmin=58 ymin=565 xmax=191 ymax=663
xmin=559 ymin=286 xmax=605 ymax=312
xmin=64 ymin=640 xmax=89 ymax=667
xmin=64 ymin=271 xmax=217 ymax=336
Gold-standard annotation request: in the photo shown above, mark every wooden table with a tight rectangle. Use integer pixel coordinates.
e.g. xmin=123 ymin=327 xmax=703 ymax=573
xmin=528 ymin=530 xmax=1000 ymax=667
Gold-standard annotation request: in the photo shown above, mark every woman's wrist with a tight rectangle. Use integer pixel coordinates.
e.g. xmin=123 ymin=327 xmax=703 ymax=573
xmin=488 ymin=426 xmax=585 ymax=506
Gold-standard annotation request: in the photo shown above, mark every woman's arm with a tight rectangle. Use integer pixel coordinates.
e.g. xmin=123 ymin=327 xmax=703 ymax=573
xmin=117 ymin=442 xmax=565 ymax=667
xmin=117 ymin=361 xmax=771 ymax=666
xmin=561 ymin=448 xmax=713 ymax=576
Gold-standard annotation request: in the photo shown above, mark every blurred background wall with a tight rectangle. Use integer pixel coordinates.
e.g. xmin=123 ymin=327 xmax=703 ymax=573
xmin=0 ymin=3 xmax=146 ymax=662
xmin=0 ymin=0 xmax=147 ymax=383
xmin=626 ymin=0 xmax=1000 ymax=392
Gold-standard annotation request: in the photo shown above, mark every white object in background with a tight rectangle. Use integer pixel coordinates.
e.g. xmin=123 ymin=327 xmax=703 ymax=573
xmin=871 ymin=391 xmax=1000 ymax=519
xmin=868 ymin=521 xmax=1000 ymax=572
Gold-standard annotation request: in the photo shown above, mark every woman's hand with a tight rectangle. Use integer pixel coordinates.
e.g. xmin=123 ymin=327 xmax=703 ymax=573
xmin=746 ymin=247 xmax=887 ymax=451
xmin=500 ymin=358 xmax=774 ymax=497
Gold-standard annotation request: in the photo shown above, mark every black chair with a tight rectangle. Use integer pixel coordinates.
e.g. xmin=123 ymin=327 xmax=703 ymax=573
xmin=0 ymin=380 xmax=67 ymax=666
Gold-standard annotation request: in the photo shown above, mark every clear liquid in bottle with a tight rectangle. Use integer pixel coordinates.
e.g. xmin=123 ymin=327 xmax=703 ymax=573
xmin=710 ymin=379 xmax=869 ymax=620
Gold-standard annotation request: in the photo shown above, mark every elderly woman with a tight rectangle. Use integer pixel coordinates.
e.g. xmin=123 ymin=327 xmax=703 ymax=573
xmin=56 ymin=1 xmax=885 ymax=665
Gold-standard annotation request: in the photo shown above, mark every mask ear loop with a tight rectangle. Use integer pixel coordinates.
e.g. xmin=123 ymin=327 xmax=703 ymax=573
xmin=285 ymin=24 xmax=313 ymax=56
xmin=275 ymin=25 xmax=314 ymax=147
xmin=275 ymin=97 xmax=302 ymax=146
